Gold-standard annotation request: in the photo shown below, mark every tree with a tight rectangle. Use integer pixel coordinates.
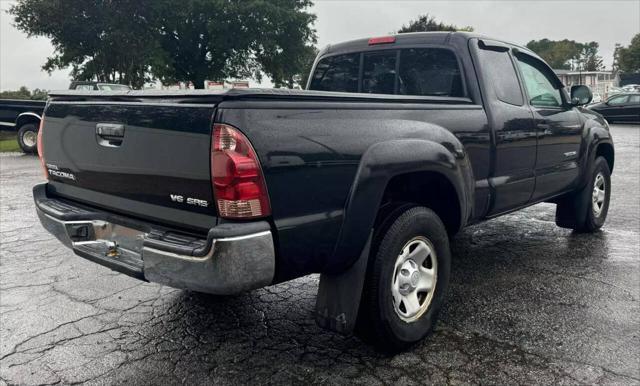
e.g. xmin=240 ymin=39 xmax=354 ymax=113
xmin=526 ymin=39 xmax=604 ymax=71
xmin=30 ymin=89 xmax=49 ymax=100
xmin=0 ymin=86 xmax=31 ymax=100
xmin=526 ymin=39 xmax=583 ymax=70
xmin=11 ymin=0 xmax=162 ymax=89
xmin=11 ymin=0 xmax=317 ymax=89
xmin=612 ymin=43 xmax=622 ymax=72
xmin=617 ymin=34 xmax=640 ymax=73
xmin=580 ymin=42 xmax=604 ymax=71
xmin=397 ymin=14 xmax=473 ymax=33
xmin=261 ymin=45 xmax=318 ymax=89
xmin=0 ymin=86 xmax=48 ymax=100
xmin=152 ymin=0 xmax=316 ymax=88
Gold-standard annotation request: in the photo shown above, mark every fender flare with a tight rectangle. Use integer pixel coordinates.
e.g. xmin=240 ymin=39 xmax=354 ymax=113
xmin=15 ymin=112 xmax=42 ymax=129
xmin=315 ymin=138 xmax=472 ymax=334
xmin=324 ymin=138 xmax=472 ymax=274
xmin=578 ymin=121 xmax=614 ymax=188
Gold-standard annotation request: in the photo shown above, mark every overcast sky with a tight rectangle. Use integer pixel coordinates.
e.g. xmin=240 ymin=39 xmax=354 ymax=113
xmin=1 ymin=0 xmax=638 ymax=91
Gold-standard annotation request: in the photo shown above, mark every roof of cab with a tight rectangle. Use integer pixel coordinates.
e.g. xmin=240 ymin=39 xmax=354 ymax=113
xmin=318 ymin=31 xmax=535 ymax=59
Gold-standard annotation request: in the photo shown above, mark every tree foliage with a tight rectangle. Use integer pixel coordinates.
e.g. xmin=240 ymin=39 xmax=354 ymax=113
xmin=11 ymin=0 xmax=162 ymax=89
xmin=153 ymin=0 xmax=316 ymax=88
xmin=526 ymin=39 xmax=604 ymax=71
xmin=0 ymin=86 xmax=48 ymax=100
xmin=10 ymin=0 xmax=317 ymax=89
xmin=398 ymin=14 xmax=473 ymax=33
xmin=262 ymin=45 xmax=318 ymax=89
xmin=616 ymin=33 xmax=640 ymax=73
xmin=579 ymin=42 xmax=604 ymax=71
xmin=526 ymin=39 xmax=582 ymax=70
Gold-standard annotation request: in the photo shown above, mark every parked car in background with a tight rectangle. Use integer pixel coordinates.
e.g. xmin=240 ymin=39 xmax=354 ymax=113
xmin=0 ymin=82 xmax=132 ymax=153
xmin=588 ymin=93 xmax=640 ymax=122
xmin=34 ymin=32 xmax=614 ymax=351
xmin=621 ymin=84 xmax=640 ymax=93
xmin=591 ymin=92 xmax=602 ymax=104
xmin=607 ymin=87 xmax=624 ymax=97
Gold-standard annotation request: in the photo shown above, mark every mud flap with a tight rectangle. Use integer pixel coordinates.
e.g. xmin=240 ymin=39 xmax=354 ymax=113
xmin=314 ymin=232 xmax=372 ymax=335
xmin=555 ymin=161 xmax=593 ymax=229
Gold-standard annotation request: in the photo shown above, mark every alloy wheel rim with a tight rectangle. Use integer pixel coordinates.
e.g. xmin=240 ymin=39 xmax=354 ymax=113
xmin=22 ymin=130 xmax=37 ymax=148
xmin=592 ymin=172 xmax=606 ymax=217
xmin=391 ymin=236 xmax=438 ymax=323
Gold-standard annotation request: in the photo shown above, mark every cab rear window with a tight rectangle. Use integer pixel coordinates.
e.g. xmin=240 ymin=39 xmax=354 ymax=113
xmin=308 ymin=53 xmax=359 ymax=93
xmin=309 ymin=48 xmax=464 ymax=97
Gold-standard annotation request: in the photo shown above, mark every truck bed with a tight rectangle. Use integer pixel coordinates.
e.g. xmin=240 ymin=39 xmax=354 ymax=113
xmin=43 ymin=88 xmax=483 ymax=278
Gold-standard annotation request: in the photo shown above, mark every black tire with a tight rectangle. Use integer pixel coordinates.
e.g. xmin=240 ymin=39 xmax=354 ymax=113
xmin=17 ymin=123 xmax=39 ymax=154
xmin=555 ymin=156 xmax=611 ymax=232
xmin=356 ymin=206 xmax=451 ymax=352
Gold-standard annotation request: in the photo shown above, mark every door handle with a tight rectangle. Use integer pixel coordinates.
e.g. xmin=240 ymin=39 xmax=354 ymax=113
xmin=96 ymin=123 xmax=125 ymax=147
xmin=536 ymin=123 xmax=552 ymax=136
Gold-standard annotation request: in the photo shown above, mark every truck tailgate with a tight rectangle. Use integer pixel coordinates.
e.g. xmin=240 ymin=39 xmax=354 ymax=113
xmin=41 ymin=101 xmax=217 ymax=231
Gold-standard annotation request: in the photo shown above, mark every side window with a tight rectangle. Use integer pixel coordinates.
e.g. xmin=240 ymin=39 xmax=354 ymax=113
xmin=629 ymin=95 xmax=640 ymax=104
xmin=308 ymin=53 xmax=360 ymax=93
xmin=362 ymin=51 xmax=397 ymax=95
xmin=609 ymin=95 xmax=629 ymax=105
xmin=398 ymin=48 xmax=464 ymax=97
xmin=75 ymin=85 xmax=94 ymax=91
xmin=476 ymin=47 xmax=523 ymax=105
xmin=515 ymin=54 xmax=563 ymax=108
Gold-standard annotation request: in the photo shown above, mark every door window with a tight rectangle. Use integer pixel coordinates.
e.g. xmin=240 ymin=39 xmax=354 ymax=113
xmin=608 ymin=95 xmax=629 ymax=105
xmin=362 ymin=51 xmax=397 ymax=95
xmin=515 ymin=54 xmax=563 ymax=108
xmin=308 ymin=53 xmax=360 ymax=93
xmin=629 ymin=95 xmax=640 ymax=104
xmin=476 ymin=47 xmax=523 ymax=105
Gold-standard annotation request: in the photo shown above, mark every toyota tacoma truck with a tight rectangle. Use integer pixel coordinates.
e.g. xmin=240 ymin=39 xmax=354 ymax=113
xmin=33 ymin=32 xmax=614 ymax=351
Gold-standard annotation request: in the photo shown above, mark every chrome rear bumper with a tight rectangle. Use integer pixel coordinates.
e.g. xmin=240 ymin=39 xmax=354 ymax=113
xmin=34 ymin=183 xmax=275 ymax=295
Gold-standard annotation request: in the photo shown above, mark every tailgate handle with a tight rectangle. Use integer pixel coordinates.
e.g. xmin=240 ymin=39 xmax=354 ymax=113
xmin=96 ymin=123 xmax=125 ymax=147
xmin=96 ymin=123 xmax=125 ymax=137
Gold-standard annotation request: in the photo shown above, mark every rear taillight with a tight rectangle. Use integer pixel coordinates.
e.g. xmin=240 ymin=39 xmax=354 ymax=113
xmin=211 ymin=123 xmax=271 ymax=219
xmin=37 ymin=117 xmax=48 ymax=179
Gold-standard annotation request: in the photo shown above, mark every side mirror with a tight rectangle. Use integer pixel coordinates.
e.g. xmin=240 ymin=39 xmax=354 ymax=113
xmin=570 ymin=85 xmax=593 ymax=106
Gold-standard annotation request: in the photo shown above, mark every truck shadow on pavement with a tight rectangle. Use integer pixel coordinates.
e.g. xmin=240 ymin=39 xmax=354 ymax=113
xmin=124 ymin=210 xmax=621 ymax=384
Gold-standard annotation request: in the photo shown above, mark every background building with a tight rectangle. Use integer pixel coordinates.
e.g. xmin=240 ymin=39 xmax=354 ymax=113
xmin=554 ymin=69 xmax=619 ymax=99
xmin=162 ymin=80 xmax=251 ymax=90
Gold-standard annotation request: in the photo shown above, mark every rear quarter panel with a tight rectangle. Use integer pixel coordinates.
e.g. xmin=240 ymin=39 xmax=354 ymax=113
xmin=216 ymin=101 xmax=489 ymax=281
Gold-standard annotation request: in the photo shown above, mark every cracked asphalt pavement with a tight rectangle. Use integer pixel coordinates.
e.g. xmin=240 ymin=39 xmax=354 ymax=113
xmin=1 ymin=124 xmax=639 ymax=385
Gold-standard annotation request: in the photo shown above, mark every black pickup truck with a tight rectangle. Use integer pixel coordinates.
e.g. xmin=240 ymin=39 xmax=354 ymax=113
xmin=0 ymin=99 xmax=45 ymax=153
xmin=0 ymin=82 xmax=130 ymax=153
xmin=34 ymin=32 xmax=614 ymax=351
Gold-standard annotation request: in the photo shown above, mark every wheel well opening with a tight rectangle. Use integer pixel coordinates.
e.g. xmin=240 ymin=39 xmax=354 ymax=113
xmin=16 ymin=115 xmax=41 ymax=129
xmin=596 ymin=143 xmax=614 ymax=172
xmin=376 ymin=171 xmax=461 ymax=235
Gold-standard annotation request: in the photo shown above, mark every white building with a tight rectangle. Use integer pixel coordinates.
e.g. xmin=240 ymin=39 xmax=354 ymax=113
xmin=554 ymin=70 xmax=619 ymax=99
xmin=160 ymin=80 xmax=251 ymax=90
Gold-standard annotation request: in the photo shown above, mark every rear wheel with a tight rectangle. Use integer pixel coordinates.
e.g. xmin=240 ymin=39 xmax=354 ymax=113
xmin=556 ymin=156 xmax=611 ymax=232
xmin=17 ymin=123 xmax=38 ymax=154
xmin=356 ymin=206 xmax=451 ymax=352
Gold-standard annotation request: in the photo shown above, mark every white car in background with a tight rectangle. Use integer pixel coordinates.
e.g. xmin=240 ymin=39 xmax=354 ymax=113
xmin=621 ymin=84 xmax=640 ymax=93
xmin=590 ymin=92 xmax=602 ymax=103
xmin=608 ymin=87 xmax=624 ymax=97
